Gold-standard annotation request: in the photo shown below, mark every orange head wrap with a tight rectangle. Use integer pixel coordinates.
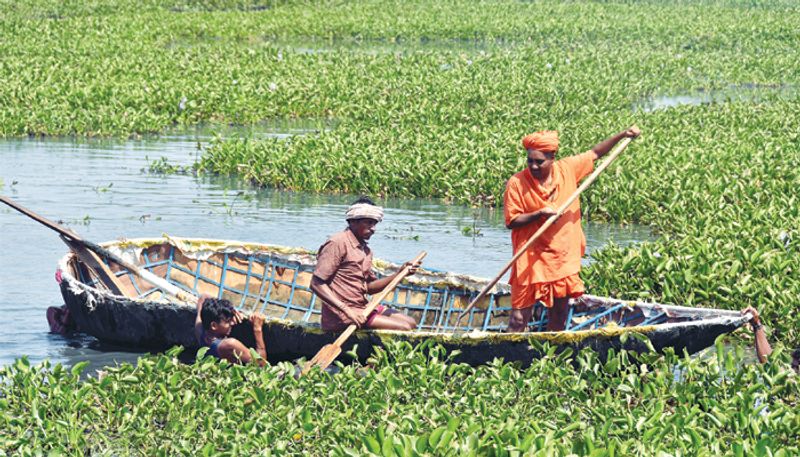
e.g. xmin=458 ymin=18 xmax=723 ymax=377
xmin=521 ymin=130 xmax=559 ymax=153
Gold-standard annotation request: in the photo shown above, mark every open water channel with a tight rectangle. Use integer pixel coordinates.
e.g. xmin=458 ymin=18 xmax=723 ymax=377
xmin=0 ymin=123 xmax=652 ymax=372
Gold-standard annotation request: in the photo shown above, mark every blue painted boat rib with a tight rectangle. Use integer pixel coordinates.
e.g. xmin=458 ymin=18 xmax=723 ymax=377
xmin=217 ymin=254 xmax=229 ymax=300
xmin=565 ymin=305 xmax=574 ymax=330
xmin=238 ymin=256 xmax=254 ymax=309
xmin=570 ymin=303 xmax=627 ymax=331
xmin=641 ymin=311 xmax=667 ymax=326
xmin=80 ymin=240 xmax=739 ymax=341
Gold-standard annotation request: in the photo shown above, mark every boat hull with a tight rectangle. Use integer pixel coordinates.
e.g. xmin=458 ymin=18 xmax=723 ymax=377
xmin=60 ymin=278 xmax=747 ymax=367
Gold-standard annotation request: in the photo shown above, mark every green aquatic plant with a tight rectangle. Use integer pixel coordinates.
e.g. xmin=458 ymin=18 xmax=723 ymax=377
xmin=2 ymin=3 xmax=800 ymax=450
xmin=461 ymin=212 xmax=484 ymax=238
xmin=383 ymin=226 xmax=421 ymax=241
xmin=224 ymin=190 xmax=245 ymax=215
xmin=92 ymin=182 xmax=113 ymax=193
xmin=145 ymin=156 xmax=195 ymax=175
xmin=0 ymin=342 xmax=797 ymax=455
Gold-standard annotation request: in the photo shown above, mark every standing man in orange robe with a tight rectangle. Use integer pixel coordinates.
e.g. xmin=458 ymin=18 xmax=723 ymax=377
xmin=504 ymin=126 xmax=640 ymax=332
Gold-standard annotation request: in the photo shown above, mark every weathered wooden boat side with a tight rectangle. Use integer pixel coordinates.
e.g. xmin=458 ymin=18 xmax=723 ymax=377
xmin=58 ymin=236 xmax=749 ymax=366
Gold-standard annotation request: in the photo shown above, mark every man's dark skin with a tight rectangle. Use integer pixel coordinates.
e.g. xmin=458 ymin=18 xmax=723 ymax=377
xmin=741 ymin=306 xmax=772 ymax=364
xmin=310 ymin=218 xmax=420 ymax=331
xmin=506 ymin=126 xmax=641 ymax=332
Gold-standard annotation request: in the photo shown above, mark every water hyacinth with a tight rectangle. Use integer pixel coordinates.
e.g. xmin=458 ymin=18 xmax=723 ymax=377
xmin=0 ymin=342 xmax=798 ymax=455
xmin=2 ymin=1 xmax=800 ymax=452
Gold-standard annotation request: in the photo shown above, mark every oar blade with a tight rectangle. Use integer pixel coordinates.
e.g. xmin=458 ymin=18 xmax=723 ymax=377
xmin=300 ymin=344 xmax=342 ymax=375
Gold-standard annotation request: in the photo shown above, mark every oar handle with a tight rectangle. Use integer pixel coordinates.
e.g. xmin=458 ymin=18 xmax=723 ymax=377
xmin=457 ymin=136 xmax=634 ymax=321
xmin=1 ymin=196 xmax=198 ymax=303
xmin=332 ymin=251 xmax=427 ymax=346
xmin=1 ymin=196 xmax=82 ymax=241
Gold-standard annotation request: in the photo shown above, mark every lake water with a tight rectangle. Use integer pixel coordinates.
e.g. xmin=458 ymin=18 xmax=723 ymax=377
xmin=0 ymin=125 xmax=652 ymax=372
xmin=633 ymin=83 xmax=797 ymax=112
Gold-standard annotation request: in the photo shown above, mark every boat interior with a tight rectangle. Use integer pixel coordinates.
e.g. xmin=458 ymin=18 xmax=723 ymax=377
xmin=65 ymin=239 xmax=714 ymax=333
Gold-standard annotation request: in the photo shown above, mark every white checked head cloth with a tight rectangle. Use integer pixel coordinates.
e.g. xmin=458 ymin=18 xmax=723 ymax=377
xmin=345 ymin=203 xmax=384 ymax=222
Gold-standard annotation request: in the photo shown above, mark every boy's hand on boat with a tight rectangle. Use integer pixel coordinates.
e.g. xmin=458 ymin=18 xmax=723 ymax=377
xmin=741 ymin=306 xmax=761 ymax=328
xmin=196 ymin=294 xmax=212 ymax=309
xmin=233 ymin=310 xmax=245 ymax=325
xmin=250 ymin=313 xmax=265 ymax=332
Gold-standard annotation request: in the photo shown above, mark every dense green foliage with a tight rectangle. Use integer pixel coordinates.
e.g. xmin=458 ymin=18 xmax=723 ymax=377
xmin=2 ymin=3 xmax=799 ymax=453
xmin=1 ymin=342 xmax=798 ymax=456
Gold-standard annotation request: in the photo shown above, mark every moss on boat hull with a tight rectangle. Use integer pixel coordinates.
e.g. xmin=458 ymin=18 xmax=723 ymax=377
xmin=60 ymin=280 xmax=746 ymax=367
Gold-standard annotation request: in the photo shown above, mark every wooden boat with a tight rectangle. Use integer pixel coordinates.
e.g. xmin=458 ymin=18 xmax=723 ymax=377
xmin=57 ymin=236 xmax=749 ymax=367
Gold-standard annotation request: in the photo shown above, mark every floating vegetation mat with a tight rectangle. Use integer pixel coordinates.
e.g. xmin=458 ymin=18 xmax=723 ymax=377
xmin=1 ymin=342 xmax=798 ymax=455
xmin=2 ymin=1 xmax=800 ymax=452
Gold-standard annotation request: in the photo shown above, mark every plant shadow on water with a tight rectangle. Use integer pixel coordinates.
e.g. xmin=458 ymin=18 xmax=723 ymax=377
xmin=158 ymin=117 xmax=337 ymax=140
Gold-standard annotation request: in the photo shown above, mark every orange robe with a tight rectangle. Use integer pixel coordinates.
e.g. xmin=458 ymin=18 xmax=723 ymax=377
xmin=503 ymin=151 xmax=595 ymax=308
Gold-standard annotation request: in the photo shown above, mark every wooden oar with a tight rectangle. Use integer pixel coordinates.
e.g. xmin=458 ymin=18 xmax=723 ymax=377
xmin=301 ymin=251 xmax=427 ymax=375
xmin=451 ymin=136 xmax=635 ymax=330
xmin=0 ymin=196 xmax=198 ymax=303
xmin=61 ymin=235 xmax=130 ymax=297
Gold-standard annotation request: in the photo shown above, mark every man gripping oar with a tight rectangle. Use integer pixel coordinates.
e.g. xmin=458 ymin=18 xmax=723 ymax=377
xmin=505 ymin=126 xmax=641 ymax=332
xmin=310 ymin=197 xmax=421 ymax=332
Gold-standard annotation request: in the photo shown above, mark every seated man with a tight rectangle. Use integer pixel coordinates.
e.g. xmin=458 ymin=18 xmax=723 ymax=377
xmin=310 ymin=197 xmax=420 ymax=332
xmin=194 ymin=296 xmax=267 ymax=365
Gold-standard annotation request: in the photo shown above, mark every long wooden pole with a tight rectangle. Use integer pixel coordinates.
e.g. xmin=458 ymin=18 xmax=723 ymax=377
xmin=0 ymin=196 xmax=198 ymax=303
xmin=453 ymin=137 xmax=634 ymax=327
xmin=301 ymin=251 xmax=427 ymax=375
xmin=61 ymin=235 xmax=130 ymax=297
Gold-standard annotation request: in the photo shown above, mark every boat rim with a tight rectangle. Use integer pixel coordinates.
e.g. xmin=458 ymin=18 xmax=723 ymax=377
xmin=56 ymin=236 xmax=751 ymax=340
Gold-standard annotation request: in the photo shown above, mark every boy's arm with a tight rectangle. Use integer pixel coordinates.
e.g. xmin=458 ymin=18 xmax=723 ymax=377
xmin=216 ymin=338 xmax=254 ymax=364
xmin=194 ymin=295 xmax=210 ymax=344
xmin=742 ymin=306 xmax=773 ymax=364
xmin=250 ymin=313 xmax=268 ymax=367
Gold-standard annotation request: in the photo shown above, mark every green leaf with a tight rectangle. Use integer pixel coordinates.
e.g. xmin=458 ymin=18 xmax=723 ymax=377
xmin=415 ymin=433 xmax=429 ymax=453
xmin=447 ymin=417 xmax=460 ymax=432
xmin=70 ymin=361 xmax=90 ymax=377
xmin=381 ymin=435 xmax=396 ymax=457
xmin=363 ymin=436 xmax=381 ymax=455
xmin=429 ymin=427 xmax=446 ymax=448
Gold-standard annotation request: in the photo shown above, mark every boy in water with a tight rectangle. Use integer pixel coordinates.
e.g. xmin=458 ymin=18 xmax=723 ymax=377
xmin=194 ymin=296 xmax=267 ymax=365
